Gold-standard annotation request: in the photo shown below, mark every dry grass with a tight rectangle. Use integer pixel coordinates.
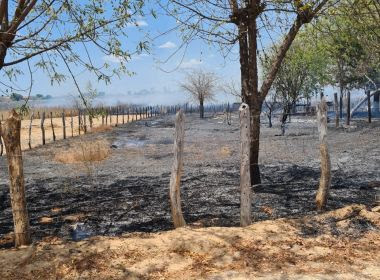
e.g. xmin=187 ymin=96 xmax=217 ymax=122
xmin=54 ymin=139 xmax=110 ymax=164
xmin=89 ymin=125 xmax=112 ymax=133
xmin=218 ymin=146 xmax=232 ymax=157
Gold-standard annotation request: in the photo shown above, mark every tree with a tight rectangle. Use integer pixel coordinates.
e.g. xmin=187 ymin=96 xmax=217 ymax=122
xmin=162 ymin=0 xmax=335 ymax=185
xmin=261 ymin=38 xmax=328 ymax=134
xmin=0 ymin=0 xmax=149 ymax=104
xmin=304 ymin=0 xmax=380 ymax=121
xmin=0 ymin=0 xmax=147 ymax=247
xmin=180 ymin=69 xmax=217 ymax=118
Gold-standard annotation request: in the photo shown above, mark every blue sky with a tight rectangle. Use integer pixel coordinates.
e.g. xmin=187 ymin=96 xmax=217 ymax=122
xmin=1 ymin=6 xmax=243 ymax=107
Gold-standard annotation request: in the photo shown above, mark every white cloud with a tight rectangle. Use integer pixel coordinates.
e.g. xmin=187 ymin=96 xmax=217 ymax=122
xmin=180 ymin=58 xmax=203 ymax=69
xmin=102 ymin=55 xmax=126 ymax=64
xmin=127 ymin=20 xmax=148 ymax=27
xmin=158 ymin=41 xmax=177 ymax=49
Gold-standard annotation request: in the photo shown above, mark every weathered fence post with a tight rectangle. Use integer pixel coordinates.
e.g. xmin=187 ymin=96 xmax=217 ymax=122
xmin=50 ymin=112 xmax=56 ymax=142
xmin=0 ymin=122 xmax=3 ymax=155
xmin=62 ymin=111 xmax=66 ymax=139
xmin=169 ymin=109 xmax=186 ymax=228
xmin=346 ymin=91 xmax=351 ymax=126
xmin=316 ymin=98 xmax=331 ymax=211
xmin=78 ymin=110 xmax=81 ymax=135
xmin=70 ymin=111 xmax=73 ymax=137
xmin=28 ymin=113 xmax=34 ymax=149
xmin=334 ymin=93 xmax=339 ymax=128
xmin=109 ymin=108 xmax=112 ymax=125
xmin=41 ymin=112 xmax=46 ymax=145
xmin=116 ymin=107 xmax=119 ymax=127
xmin=122 ymin=107 xmax=125 ymax=124
xmin=239 ymin=103 xmax=252 ymax=226
xmin=367 ymin=90 xmax=372 ymax=123
xmin=2 ymin=110 xmax=31 ymax=246
xmin=83 ymin=111 xmax=87 ymax=133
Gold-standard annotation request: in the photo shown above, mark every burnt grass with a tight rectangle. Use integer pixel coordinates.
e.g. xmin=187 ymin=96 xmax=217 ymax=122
xmin=0 ymin=113 xmax=379 ymax=245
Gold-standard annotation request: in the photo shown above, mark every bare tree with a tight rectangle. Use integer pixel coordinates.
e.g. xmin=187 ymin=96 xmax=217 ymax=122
xmin=180 ymin=69 xmax=217 ymax=118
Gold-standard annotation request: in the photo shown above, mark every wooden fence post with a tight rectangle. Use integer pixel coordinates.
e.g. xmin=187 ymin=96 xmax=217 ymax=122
xmin=62 ymin=111 xmax=66 ymax=139
xmin=346 ymin=91 xmax=351 ymax=126
xmin=50 ymin=112 xmax=56 ymax=142
xmin=0 ymin=122 xmax=3 ymax=156
xmin=127 ymin=108 xmax=130 ymax=123
xmin=70 ymin=111 xmax=74 ymax=137
xmin=239 ymin=103 xmax=252 ymax=226
xmin=316 ymin=98 xmax=331 ymax=211
xmin=169 ymin=109 xmax=186 ymax=228
xmin=116 ymin=107 xmax=119 ymax=127
xmin=78 ymin=110 xmax=81 ymax=135
xmin=41 ymin=112 xmax=46 ymax=145
xmin=28 ymin=113 xmax=34 ymax=149
xmin=334 ymin=93 xmax=339 ymax=128
xmin=2 ymin=110 xmax=31 ymax=246
xmin=83 ymin=111 xmax=87 ymax=133
xmin=367 ymin=90 xmax=372 ymax=123
xmin=122 ymin=107 xmax=125 ymax=124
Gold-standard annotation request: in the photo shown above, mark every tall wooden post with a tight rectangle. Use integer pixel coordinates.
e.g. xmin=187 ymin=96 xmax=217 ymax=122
xmin=239 ymin=103 xmax=252 ymax=226
xmin=346 ymin=91 xmax=351 ymax=126
xmin=316 ymin=98 xmax=331 ymax=211
xmin=83 ymin=111 xmax=87 ymax=133
xmin=50 ymin=112 xmax=56 ymax=142
xmin=122 ymin=107 xmax=125 ymax=124
xmin=78 ymin=110 xmax=81 ymax=135
xmin=28 ymin=113 xmax=34 ymax=149
xmin=367 ymin=90 xmax=372 ymax=123
xmin=2 ymin=110 xmax=31 ymax=246
xmin=41 ymin=112 xmax=46 ymax=145
xmin=169 ymin=110 xmax=186 ymax=228
xmin=334 ymin=93 xmax=339 ymax=128
xmin=116 ymin=107 xmax=119 ymax=127
xmin=127 ymin=108 xmax=130 ymax=123
xmin=62 ymin=111 xmax=66 ymax=139
xmin=70 ymin=111 xmax=74 ymax=137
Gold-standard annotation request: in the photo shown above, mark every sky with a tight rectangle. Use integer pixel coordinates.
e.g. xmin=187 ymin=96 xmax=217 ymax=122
xmin=0 ymin=3 xmax=243 ymax=107
xmin=0 ymin=2 xmax=362 ymax=108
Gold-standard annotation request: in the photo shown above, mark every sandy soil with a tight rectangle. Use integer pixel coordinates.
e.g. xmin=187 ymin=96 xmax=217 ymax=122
xmin=0 ymin=205 xmax=379 ymax=279
xmin=0 ymin=112 xmax=379 ymax=279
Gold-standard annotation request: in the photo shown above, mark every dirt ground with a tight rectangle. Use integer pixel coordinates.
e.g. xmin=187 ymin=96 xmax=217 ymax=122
xmin=0 ymin=112 xmax=379 ymax=279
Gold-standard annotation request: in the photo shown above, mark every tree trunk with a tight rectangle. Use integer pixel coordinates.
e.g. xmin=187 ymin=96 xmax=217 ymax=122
xmin=334 ymin=93 xmax=339 ymax=128
xmin=250 ymin=104 xmax=262 ymax=185
xmin=239 ymin=103 xmax=251 ymax=226
xmin=2 ymin=110 xmax=31 ymax=246
xmin=169 ymin=110 xmax=186 ymax=228
xmin=62 ymin=111 xmax=66 ymax=139
xmin=316 ymin=98 xmax=331 ymax=211
xmin=199 ymin=100 xmax=204 ymax=118
xmin=346 ymin=91 xmax=351 ymax=126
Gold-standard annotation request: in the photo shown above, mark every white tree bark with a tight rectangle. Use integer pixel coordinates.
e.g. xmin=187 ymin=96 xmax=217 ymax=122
xmin=239 ymin=103 xmax=252 ymax=226
xmin=169 ymin=110 xmax=186 ymax=228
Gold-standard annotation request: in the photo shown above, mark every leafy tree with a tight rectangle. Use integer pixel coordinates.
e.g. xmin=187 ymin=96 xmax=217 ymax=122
xmin=10 ymin=92 xmax=24 ymax=101
xmin=162 ymin=0 xmax=337 ymax=184
xmin=0 ymin=0 xmax=148 ymax=105
xmin=262 ymin=37 xmax=329 ymax=134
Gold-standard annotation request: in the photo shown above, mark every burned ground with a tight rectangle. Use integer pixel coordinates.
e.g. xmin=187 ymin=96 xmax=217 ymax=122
xmin=0 ymin=113 xmax=379 ymax=247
